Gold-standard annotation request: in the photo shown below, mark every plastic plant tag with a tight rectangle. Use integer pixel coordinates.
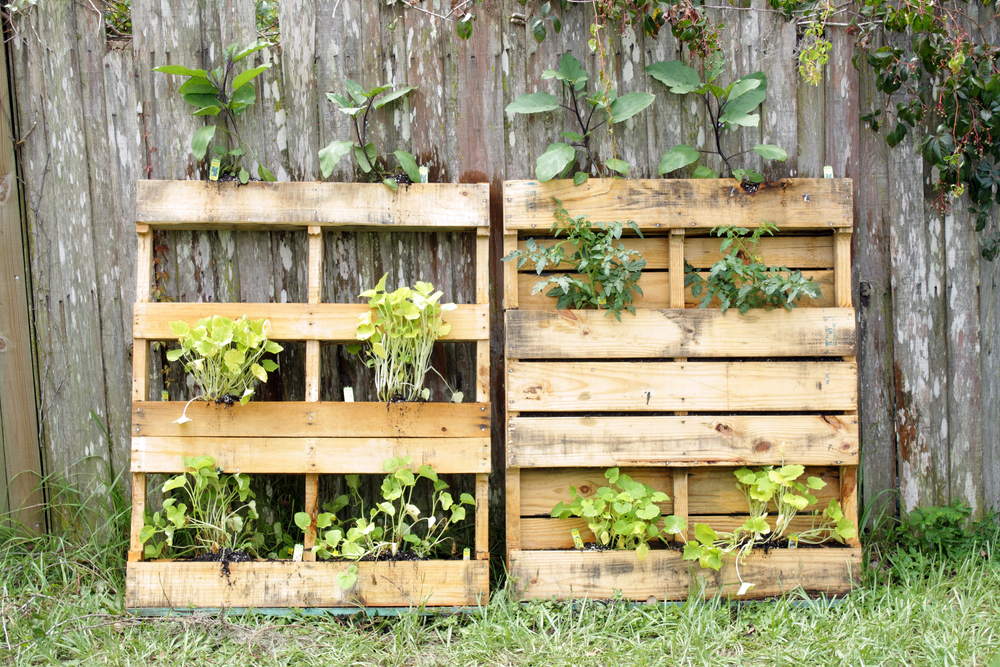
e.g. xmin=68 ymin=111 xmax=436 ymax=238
xmin=823 ymin=165 xmax=833 ymax=178
xmin=571 ymin=528 xmax=584 ymax=549
xmin=293 ymin=544 xmax=304 ymax=562
xmin=737 ymin=581 xmax=755 ymax=596
xmin=343 ymin=387 xmax=355 ymax=402
xmin=161 ymin=390 xmax=169 ymax=401
xmin=418 ymin=165 xmax=429 ymax=184
xmin=210 ymin=158 xmax=221 ymax=181
xmin=463 ymin=547 xmax=470 ymax=561
xmin=172 ymin=415 xmax=192 ymax=425
xmin=788 ymin=534 xmax=799 ymax=549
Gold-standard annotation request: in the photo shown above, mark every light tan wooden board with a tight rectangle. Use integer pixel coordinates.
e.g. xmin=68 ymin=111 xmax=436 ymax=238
xmin=133 ymin=302 xmax=488 ymax=342
xmin=136 ymin=181 xmax=490 ymax=230
xmin=503 ymin=179 xmax=853 ymax=231
xmin=132 ymin=437 xmax=490 ymax=474
xmin=515 ymin=235 xmax=835 ymax=271
xmin=518 ymin=466 xmax=839 ymax=516
xmin=508 ymin=414 xmax=858 ymax=467
xmin=133 ymin=402 xmax=490 ymax=439
xmin=126 ymin=560 xmax=489 ymax=608
xmin=505 ymin=308 xmax=856 ymax=359
xmin=516 ymin=271 xmax=835 ymax=310
xmin=509 ymin=548 xmax=861 ymax=600
xmin=508 ymin=361 xmax=858 ymax=412
xmin=520 ymin=515 xmax=834 ymax=550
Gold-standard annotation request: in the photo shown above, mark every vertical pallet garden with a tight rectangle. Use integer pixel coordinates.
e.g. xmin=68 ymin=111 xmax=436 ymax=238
xmin=503 ymin=178 xmax=861 ymax=601
xmin=126 ymin=181 xmax=491 ymax=610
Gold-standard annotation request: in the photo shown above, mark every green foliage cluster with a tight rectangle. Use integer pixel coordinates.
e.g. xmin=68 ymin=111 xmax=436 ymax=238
xmin=139 ymin=455 xmax=262 ymax=559
xmin=647 ymin=60 xmax=788 ymax=185
xmin=505 ymin=53 xmax=654 ymax=183
xmin=295 ymin=456 xmax=476 ymax=589
xmin=166 ymin=316 xmax=282 ymax=406
xmin=502 ymin=199 xmax=646 ymax=320
xmin=349 ymin=274 xmax=461 ymax=403
xmin=320 ymin=80 xmax=421 ymax=190
xmin=153 ymin=41 xmax=277 ymax=183
xmin=886 ymin=502 xmax=999 ymax=578
xmin=551 ymin=468 xmax=686 ymax=561
xmin=684 ymin=222 xmax=822 ymax=314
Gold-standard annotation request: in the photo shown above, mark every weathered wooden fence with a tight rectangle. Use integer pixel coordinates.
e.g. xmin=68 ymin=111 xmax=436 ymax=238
xmin=2 ymin=0 xmax=997 ymax=527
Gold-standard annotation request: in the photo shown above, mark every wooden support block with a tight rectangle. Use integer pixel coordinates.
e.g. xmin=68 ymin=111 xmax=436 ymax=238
xmin=669 ymin=230 xmax=685 ymax=309
xmin=136 ymin=225 xmax=152 ymax=302
xmin=307 ymin=226 xmax=323 ymax=304
xmin=840 ymin=465 xmax=860 ymax=547
xmin=128 ymin=472 xmax=146 ymax=562
xmin=305 ymin=340 xmax=320 ymax=403
xmin=476 ymin=473 xmax=489 ymax=560
xmin=503 ymin=233 xmax=518 ymax=310
xmin=132 ymin=341 xmax=150 ymax=402
xmin=834 ymin=229 xmax=852 ymax=308
xmin=506 ymin=468 xmax=520 ymax=558
xmin=672 ymin=468 xmax=688 ymax=541
xmin=476 ymin=340 xmax=489 ymax=403
xmin=303 ymin=473 xmax=318 ymax=562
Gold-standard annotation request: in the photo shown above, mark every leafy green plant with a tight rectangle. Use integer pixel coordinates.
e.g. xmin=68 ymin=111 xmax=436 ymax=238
xmin=295 ymin=457 xmax=476 ymax=589
xmin=139 ymin=455 xmax=262 ymax=559
xmin=550 ymin=468 xmax=686 ymax=561
xmin=349 ymin=274 xmax=461 ymax=403
xmin=320 ymin=80 xmax=421 ymax=191
xmin=152 ymin=41 xmax=276 ymax=183
xmin=646 ymin=59 xmax=787 ymax=188
xmin=504 ymin=53 xmax=654 ymax=183
xmin=684 ymin=222 xmax=822 ymax=314
xmin=894 ymin=501 xmax=973 ymax=558
xmin=166 ymin=316 xmax=283 ymax=422
xmin=501 ymin=199 xmax=646 ymax=320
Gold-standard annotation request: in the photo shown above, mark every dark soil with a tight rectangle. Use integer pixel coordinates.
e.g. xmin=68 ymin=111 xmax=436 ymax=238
xmin=193 ymin=548 xmax=253 ymax=577
xmin=360 ymin=551 xmax=422 ymax=562
xmin=391 ymin=172 xmax=412 ymax=185
xmin=215 ymin=393 xmax=239 ymax=406
xmin=216 ymin=174 xmax=261 ymax=184
xmin=740 ymin=178 xmax=761 ymax=194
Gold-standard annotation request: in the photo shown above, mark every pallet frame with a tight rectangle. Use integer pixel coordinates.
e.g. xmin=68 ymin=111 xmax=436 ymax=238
xmin=503 ymin=178 xmax=861 ymax=601
xmin=127 ymin=181 xmax=491 ymax=610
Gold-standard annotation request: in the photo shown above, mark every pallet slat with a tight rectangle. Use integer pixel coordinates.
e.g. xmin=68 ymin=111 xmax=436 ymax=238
xmin=503 ymin=179 xmax=853 ymax=231
xmin=136 ymin=181 xmax=490 ymax=230
xmin=508 ymin=361 xmax=858 ymax=412
xmin=133 ymin=302 xmax=488 ymax=341
xmin=505 ymin=308 xmax=856 ymax=359
xmin=126 ymin=560 xmax=489 ymax=608
xmin=132 ymin=401 xmax=490 ymax=439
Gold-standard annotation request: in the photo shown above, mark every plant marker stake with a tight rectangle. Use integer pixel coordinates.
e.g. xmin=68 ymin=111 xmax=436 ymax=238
xmin=293 ymin=544 xmax=304 ymax=562
xmin=173 ymin=395 xmax=203 ymax=424
xmin=463 ymin=547 xmax=470 ymax=561
xmin=571 ymin=528 xmax=584 ymax=549
xmin=823 ymin=165 xmax=833 ymax=179
xmin=343 ymin=387 xmax=354 ymax=402
xmin=210 ymin=158 xmax=221 ymax=181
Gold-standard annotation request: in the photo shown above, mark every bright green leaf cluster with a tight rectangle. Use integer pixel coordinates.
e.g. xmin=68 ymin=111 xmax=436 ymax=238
xmin=153 ymin=41 xmax=276 ymax=183
xmin=165 ymin=316 xmax=283 ymax=405
xmin=502 ymin=199 xmax=646 ymax=321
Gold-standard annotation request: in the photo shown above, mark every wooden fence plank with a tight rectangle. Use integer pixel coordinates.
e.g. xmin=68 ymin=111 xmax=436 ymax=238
xmin=505 ymin=308 xmax=856 ymax=359
xmin=504 ymin=179 xmax=853 ymax=230
xmin=508 ymin=361 xmax=858 ymax=412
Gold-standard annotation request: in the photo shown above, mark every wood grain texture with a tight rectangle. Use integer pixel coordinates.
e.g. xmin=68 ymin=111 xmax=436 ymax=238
xmin=505 ymin=308 xmax=856 ymax=359
xmin=131 ymin=436 xmax=491 ymax=474
xmin=128 ymin=472 xmax=146 ymax=562
xmin=136 ymin=181 xmax=490 ymax=230
xmin=503 ymin=179 xmax=853 ymax=230
xmin=132 ymin=401 xmax=490 ymax=439
xmin=508 ymin=361 xmax=858 ymax=412
xmin=126 ymin=560 xmax=489 ymax=608
xmin=508 ymin=414 xmax=858 ymax=467
xmin=133 ymin=302 xmax=488 ymax=341
xmin=509 ymin=548 xmax=861 ymax=600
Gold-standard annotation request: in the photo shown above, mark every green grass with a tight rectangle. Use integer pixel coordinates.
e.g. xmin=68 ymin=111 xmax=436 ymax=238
xmin=2 ymin=491 xmax=1000 ymax=666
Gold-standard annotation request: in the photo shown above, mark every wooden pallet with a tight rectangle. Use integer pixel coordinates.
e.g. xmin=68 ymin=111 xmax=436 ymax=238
xmin=127 ymin=181 xmax=491 ymax=609
xmin=503 ymin=178 xmax=861 ymax=601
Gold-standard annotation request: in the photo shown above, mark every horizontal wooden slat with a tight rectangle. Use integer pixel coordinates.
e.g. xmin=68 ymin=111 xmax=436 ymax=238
xmin=503 ymin=179 xmax=853 ymax=231
xmin=133 ymin=401 xmax=491 ymax=439
xmin=136 ymin=181 xmax=489 ymax=230
xmin=508 ymin=361 xmax=858 ymax=412
xmin=508 ymin=414 xmax=858 ymax=467
xmin=132 ymin=437 xmax=490 ymax=474
xmin=516 ymin=235 xmax=835 ymax=271
xmin=519 ymin=466 xmax=839 ymax=516
xmin=126 ymin=560 xmax=489 ymax=608
xmin=133 ymin=302 xmax=488 ymax=341
xmin=505 ymin=308 xmax=856 ymax=359
xmin=520 ymin=515 xmax=833 ymax=550
xmin=517 ymin=271 xmax=835 ymax=309
xmin=509 ymin=547 xmax=861 ymax=600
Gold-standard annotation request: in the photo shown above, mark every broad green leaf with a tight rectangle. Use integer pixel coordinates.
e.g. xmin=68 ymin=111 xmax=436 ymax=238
xmin=646 ymin=60 xmax=702 ymax=94
xmin=561 ymin=131 xmax=584 ymax=142
xmin=374 ymin=86 xmax=417 ymax=109
xmin=258 ymin=164 xmax=276 ymax=182
xmin=609 ymin=92 xmax=655 ymax=123
xmin=531 ymin=16 xmax=546 ymax=43
xmin=169 ymin=321 xmax=191 ymax=337
xmin=720 ymin=87 xmax=766 ymax=124
xmin=535 ymin=142 xmax=575 ymax=182
xmin=753 ymin=144 xmax=788 ymax=162
xmin=720 ymin=111 xmax=760 ymax=128
xmin=635 ymin=542 xmax=650 ymax=562
xmin=231 ymin=64 xmax=271 ymax=93
xmin=573 ymin=171 xmax=589 ymax=186
xmin=191 ymin=125 xmax=217 ymax=160
xmin=505 ymin=91 xmax=560 ymax=115
xmin=354 ymin=143 xmax=376 ymax=172
xmin=153 ymin=65 xmax=208 ymax=78
xmin=326 ymin=92 xmax=352 ymax=108
xmin=250 ymin=362 xmax=267 ymax=383
xmin=192 ymin=106 xmax=221 ymax=117
xmin=231 ymin=83 xmax=256 ymax=109
xmin=383 ymin=177 xmax=399 ymax=191
xmin=165 ymin=349 xmax=184 ymax=362
xmin=294 ymin=512 xmax=311 ymax=531
xmin=692 ymin=165 xmax=719 ymax=179
xmin=605 ymin=158 xmax=629 ymax=175
xmin=178 ymin=77 xmax=217 ymax=95
xmin=393 ymin=150 xmax=422 ymax=183
xmin=456 ymin=13 xmax=474 ymax=40
xmin=727 ymin=77 xmax=761 ymax=102
xmin=239 ymin=168 xmax=249 ymax=184
xmin=542 ymin=52 xmax=587 ymax=88
xmin=233 ymin=41 xmax=269 ymax=62
xmin=319 ymin=140 xmax=354 ymax=178
xmin=261 ymin=359 xmax=279 ymax=372
xmin=183 ymin=93 xmax=219 ymax=109
xmin=344 ymin=78 xmax=367 ymax=105
xmin=658 ymin=144 xmax=699 ymax=175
